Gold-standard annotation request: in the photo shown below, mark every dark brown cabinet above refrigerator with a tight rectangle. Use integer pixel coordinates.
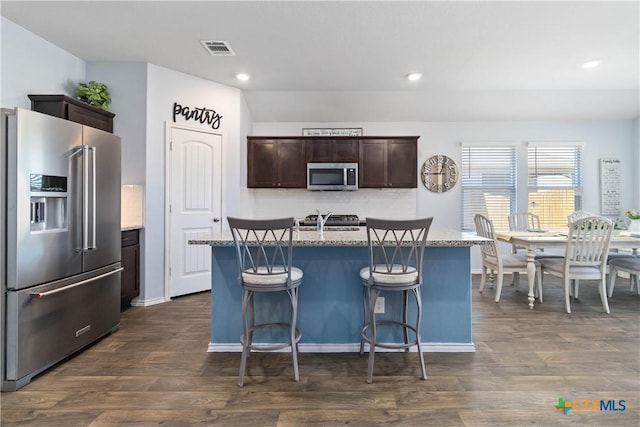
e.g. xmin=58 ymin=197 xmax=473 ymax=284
xmin=28 ymin=94 xmax=115 ymax=133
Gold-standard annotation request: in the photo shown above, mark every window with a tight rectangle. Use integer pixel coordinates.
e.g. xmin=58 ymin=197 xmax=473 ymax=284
xmin=527 ymin=143 xmax=583 ymax=229
xmin=461 ymin=145 xmax=516 ymax=231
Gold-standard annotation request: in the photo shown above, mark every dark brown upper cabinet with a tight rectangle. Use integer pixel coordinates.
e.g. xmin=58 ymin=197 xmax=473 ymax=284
xmin=247 ymin=136 xmax=418 ymax=189
xmin=247 ymin=137 xmax=306 ymax=188
xmin=359 ymin=137 xmax=418 ymax=188
xmin=306 ymin=138 xmax=359 ymax=163
xmin=28 ymin=94 xmax=115 ymax=133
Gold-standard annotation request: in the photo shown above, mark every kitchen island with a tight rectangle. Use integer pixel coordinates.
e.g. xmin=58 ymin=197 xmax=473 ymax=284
xmin=190 ymin=227 xmax=488 ymax=353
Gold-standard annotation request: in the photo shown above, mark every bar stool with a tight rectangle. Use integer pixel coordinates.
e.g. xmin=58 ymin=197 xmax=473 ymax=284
xmin=359 ymin=217 xmax=433 ymax=383
xmin=227 ymin=217 xmax=303 ymax=387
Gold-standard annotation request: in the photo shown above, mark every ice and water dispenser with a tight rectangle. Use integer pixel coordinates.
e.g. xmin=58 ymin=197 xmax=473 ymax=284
xmin=30 ymin=174 xmax=67 ymax=231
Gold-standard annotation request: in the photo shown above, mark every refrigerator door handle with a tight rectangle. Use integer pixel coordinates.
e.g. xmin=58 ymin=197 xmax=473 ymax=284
xmin=82 ymin=146 xmax=97 ymax=251
xmin=89 ymin=146 xmax=97 ymax=250
xmin=29 ymin=267 xmax=124 ymax=299
xmin=70 ymin=146 xmax=84 ymax=253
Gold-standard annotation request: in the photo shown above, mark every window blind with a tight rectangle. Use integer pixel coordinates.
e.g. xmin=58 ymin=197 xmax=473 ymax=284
xmin=461 ymin=145 xmax=516 ymax=231
xmin=527 ymin=143 xmax=583 ymax=228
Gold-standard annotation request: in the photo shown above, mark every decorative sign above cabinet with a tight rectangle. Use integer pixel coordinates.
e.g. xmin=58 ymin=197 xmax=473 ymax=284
xmin=421 ymin=155 xmax=458 ymax=193
xmin=172 ymin=101 xmax=222 ymax=129
xmin=302 ymin=128 xmax=363 ymax=136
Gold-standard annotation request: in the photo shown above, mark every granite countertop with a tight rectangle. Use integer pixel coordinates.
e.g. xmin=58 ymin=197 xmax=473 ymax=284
xmin=189 ymin=226 xmax=489 ymax=247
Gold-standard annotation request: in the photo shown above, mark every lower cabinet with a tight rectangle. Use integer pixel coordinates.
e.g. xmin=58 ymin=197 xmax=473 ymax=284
xmin=121 ymin=229 xmax=140 ymax=308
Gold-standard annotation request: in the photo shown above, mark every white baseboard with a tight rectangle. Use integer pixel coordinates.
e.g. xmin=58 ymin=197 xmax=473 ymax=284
xmin=130 ymin=296 xmax=170 ymax=307
xmin=207 ymin=342 xmax=475 ymax=353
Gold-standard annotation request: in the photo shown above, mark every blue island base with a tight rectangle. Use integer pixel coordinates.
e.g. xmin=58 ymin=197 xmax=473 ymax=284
xmin=208 ymin=245 xmax=474 ymax=352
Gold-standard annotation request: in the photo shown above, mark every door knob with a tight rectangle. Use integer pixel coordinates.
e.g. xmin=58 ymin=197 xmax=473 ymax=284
xmin=212 ymin=217 xmax=220 ymax=223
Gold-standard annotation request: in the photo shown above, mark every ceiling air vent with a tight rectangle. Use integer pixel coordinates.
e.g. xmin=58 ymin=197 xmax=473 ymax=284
xmin=200 ymin=40 xmax=236 ymax=56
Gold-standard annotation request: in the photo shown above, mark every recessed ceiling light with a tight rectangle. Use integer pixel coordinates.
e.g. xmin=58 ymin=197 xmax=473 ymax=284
xmin=582 ymin=59 xmax=601 ymax=69
xmin=407 ymin=73 xmax=422 ymax=81
xmin=236 ymin=73 xmax=250 ymax=81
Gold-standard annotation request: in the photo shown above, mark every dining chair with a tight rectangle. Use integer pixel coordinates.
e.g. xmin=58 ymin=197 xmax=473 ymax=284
xmin=508 ymin=212 xmax=541 ymax=233
xmin=359 ymin=217 xmax=432 ymax=383
xmin=563 ymin=211 xmax=596 ymax=298
xmin=507 ymin=211 xmax=561 ymax=260
xmin=567 ymin=210 xmax=592 ymax=224
xmin=604 ymin=215 xmax=636 ymax=264
xmin=474 ymin=214 xmax=541 ymax=302
xmin=508 ymin=212 xmax=540 ymax=255
xmin=566 ymin=211 xmax=593 ymax=294
xmin=564 ymin=211 xmax=618 ymax=298
xmin=608 ymin=256 xmax=640 ymax=297
xmin=537 ymin=216 xmax=613 ymax=313
xmin=227 ymin=216 xmax=303 ymax=386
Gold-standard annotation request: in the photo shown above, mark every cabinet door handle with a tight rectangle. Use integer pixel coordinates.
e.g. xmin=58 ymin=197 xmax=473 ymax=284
xmin=212 ymin=217 xmax=220 ymax=223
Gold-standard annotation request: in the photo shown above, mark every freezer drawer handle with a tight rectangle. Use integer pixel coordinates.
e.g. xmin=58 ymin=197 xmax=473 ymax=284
xmin=30 ymin=268 xmax=124 ymax=299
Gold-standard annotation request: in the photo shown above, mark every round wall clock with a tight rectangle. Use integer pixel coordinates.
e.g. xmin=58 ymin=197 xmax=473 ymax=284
xmin=421 ymin=155 xmax=458 ymax=193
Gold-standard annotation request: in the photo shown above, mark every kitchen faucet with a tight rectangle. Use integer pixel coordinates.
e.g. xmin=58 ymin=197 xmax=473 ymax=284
xmin=316 ymin=210 xmax=334 ymax=240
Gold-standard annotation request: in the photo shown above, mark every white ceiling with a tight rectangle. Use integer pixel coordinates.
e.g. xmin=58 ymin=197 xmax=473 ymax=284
xmin=2 ymin=1 xmax=639 ymax=122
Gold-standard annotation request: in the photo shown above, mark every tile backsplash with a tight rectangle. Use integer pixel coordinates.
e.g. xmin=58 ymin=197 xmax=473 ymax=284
xmin=249 ymin=188 xmax=417 ymax=220
xmin=121 ymin=185 xmax=144 ymax=229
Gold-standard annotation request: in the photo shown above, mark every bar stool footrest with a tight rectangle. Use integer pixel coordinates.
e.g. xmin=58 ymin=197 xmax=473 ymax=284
xmin=241 ymin=322 xmax=301 ymax=352
xmin=361 ymin=320 xmax=419 ymax=350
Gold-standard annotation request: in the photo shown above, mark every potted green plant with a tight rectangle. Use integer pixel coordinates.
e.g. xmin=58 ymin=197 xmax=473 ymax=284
xmin=75 ymin=81 xmax=111 ymax=110
xmin=625 ymin=209 xmax=640 ymax=232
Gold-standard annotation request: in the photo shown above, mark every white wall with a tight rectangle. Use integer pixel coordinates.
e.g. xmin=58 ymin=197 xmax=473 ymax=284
xmin=87 ymin=62 xmax=147 ymax=185
xmin=635 ymin=118 xmax=640 ymax=207
xmin=253 ymin=121 xmax=636 ymax=226
xmin=1 ymin=17 xmax=85 ymax=109
xmin=0 ymin=17 xmax=249 ymax=304
xmin=144 ymin=64 xmax=244 ymax=303
xmin=254 ymin=120 xmax=637 ymax=270
xmin=237 ymin=92 xmax=254 ymax=217
xmin=2 ymin=15 xmax=637 ymax=291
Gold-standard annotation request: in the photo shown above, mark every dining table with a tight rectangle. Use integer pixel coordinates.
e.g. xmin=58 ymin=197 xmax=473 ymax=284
xmin=495 ymin=229 xmax=640 ymax=309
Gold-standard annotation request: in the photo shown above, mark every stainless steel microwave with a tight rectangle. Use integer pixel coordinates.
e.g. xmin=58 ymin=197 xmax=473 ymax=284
xmin=307 ymin=162 xmax=358 ymax=191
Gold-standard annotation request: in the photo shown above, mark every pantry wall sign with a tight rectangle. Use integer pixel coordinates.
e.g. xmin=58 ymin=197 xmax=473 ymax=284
xmin=172 ymin=101 xmax=222 ymax=130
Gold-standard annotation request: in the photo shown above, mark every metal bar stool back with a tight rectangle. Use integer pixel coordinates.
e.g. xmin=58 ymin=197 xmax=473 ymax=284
xmin=359 ymin=217 xmax=433 ymax=383
xmin=227 ymin=216 xmax=303 ymax=386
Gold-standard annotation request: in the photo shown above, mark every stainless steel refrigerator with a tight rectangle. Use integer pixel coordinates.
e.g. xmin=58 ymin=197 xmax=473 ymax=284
xmin=1 ymin=108 xmax=122 ymax=391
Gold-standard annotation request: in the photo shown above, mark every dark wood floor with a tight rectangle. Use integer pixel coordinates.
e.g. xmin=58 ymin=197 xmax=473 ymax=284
xmin=1 ymin=275 xmax=639 ymax=426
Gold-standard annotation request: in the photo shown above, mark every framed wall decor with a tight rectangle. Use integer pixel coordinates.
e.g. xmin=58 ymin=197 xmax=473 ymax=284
xmin=599 ymin=158 xmax=621 ymax=215
xmin=421 ymin=154 xmax=458 ymax=193
xmin=302 ymin=128 xmax=363 ymax=137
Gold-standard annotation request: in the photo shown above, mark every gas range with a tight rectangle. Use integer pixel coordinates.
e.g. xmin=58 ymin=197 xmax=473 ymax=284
xmin=300 ymin=214 xmax=364 ymax=227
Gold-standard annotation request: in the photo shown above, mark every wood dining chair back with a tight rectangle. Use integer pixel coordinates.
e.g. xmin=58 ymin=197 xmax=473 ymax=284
xmin=474 ymin=214 xmax=541 ymax=302
xmin=508 ymin=212 xmax=541 ymax=254
xmin=567 ymin=210 xmax=592 ymax=224
xmin=508 ymin=212 xmax=541 ymax=232
xmin=537 ymin=216 xmax=613 ymax=313
xmin=227 ymin=216 xmax=303 ymax=386
xmin=359 ymin=217 xmax=432 ymax=383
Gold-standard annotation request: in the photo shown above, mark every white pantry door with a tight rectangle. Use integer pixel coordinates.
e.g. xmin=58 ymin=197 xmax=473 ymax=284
xmin=168 ymin=126 xmax=222 ymax=297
